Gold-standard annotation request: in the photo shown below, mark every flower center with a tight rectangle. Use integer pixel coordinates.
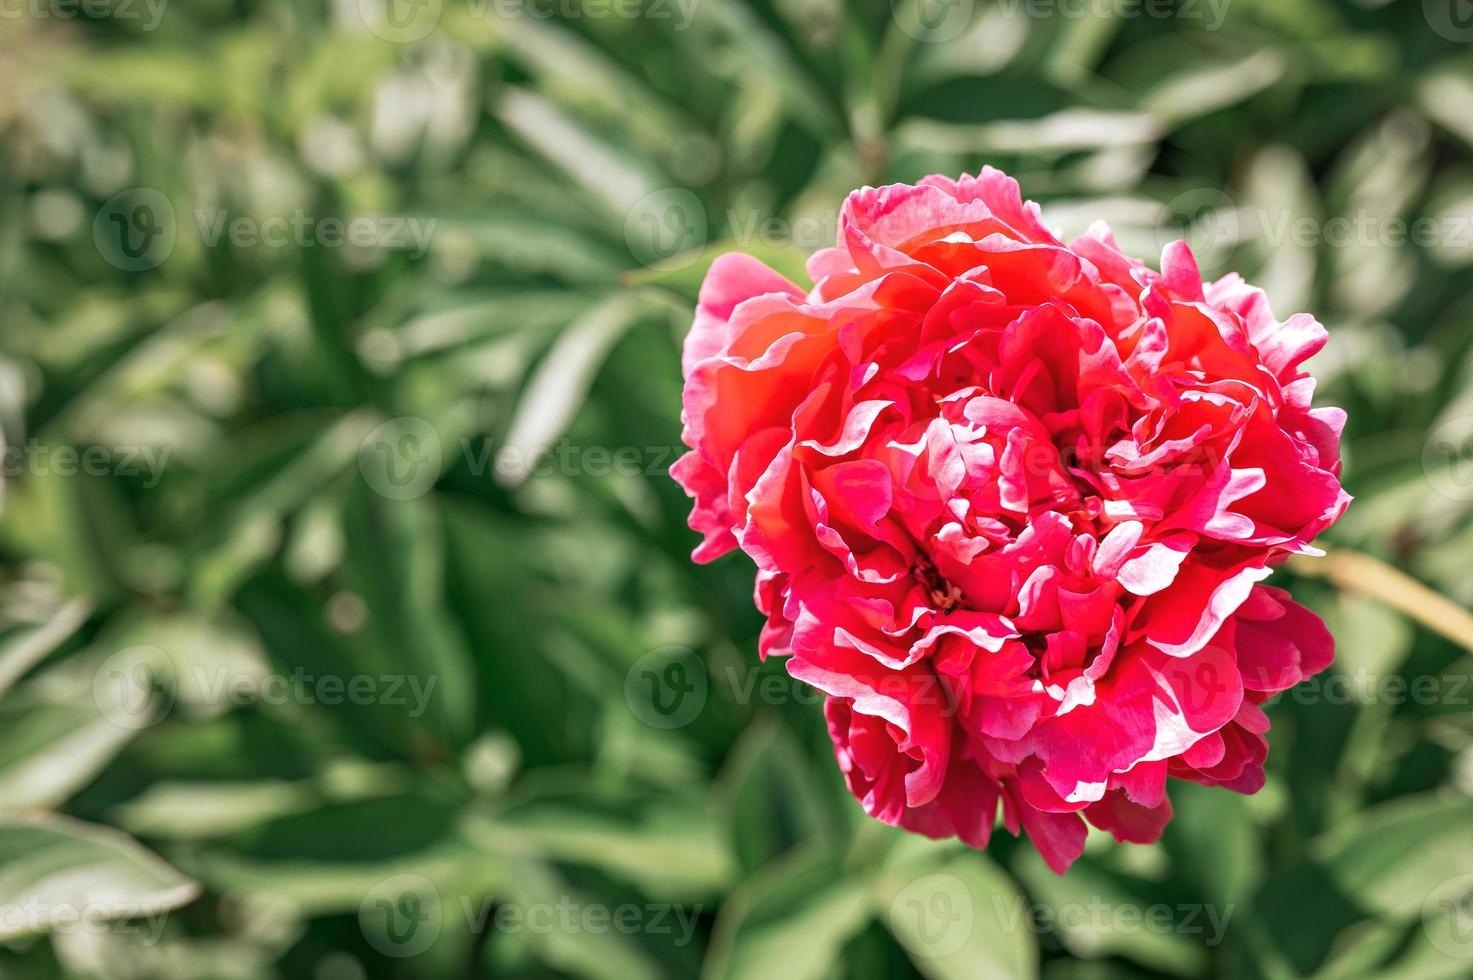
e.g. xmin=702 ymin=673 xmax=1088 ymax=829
xmin=914 ymin=556 xmax=963 ymax=612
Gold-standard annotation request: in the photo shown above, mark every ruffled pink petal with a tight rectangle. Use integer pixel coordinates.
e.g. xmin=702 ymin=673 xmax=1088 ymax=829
xmin=1231 ymin=585 xmax=1334 ymax=693
xmin=682 ymin=253 xmax=803 ymax=376
xmin=1085 ymin=788 xmax=1173 ymax=844
xmin=672 ymin=166 xmax=1348 ymax=873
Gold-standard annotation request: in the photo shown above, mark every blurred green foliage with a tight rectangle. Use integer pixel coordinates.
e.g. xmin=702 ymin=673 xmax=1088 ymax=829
xmin=3 ymin=0 xmax=1473 ymax=977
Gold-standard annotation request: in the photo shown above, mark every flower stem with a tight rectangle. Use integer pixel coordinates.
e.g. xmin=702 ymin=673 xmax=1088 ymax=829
xmin=1290 ymin=549 xmax=1473 ymax=654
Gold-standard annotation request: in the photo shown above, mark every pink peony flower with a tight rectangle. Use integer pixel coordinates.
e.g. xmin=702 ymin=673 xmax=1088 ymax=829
xmin=671 ymin=168 xmax=1349 ymax=872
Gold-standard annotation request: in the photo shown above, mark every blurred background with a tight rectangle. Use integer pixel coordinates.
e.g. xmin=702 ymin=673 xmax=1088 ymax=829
xmin=3 ymin=0 xmax=1473 ymax=977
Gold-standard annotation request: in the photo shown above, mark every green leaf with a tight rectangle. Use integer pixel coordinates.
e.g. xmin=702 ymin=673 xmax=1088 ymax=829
xmin=495 ymin=88 xmax=666 ymax=219
xmin=703 ymin=847 xmax=872 ymax=980
xmin=714 ymin=717 xmax=840 ymax=875
xmin=1162 ymin=782 xmax=1263 ymax=909
xmin=110 ymin=779 xmax=318 ymax=842
xmin=1014 ymin=849 xmax=1204 ymax=977
xmin=491 ymin=855 xmax=669 ymax=980
xmin=1142 ymin=51 xmax=1288 ymax=126
xmin=0 ymin=664 xmax=144 ymax=813
xmin=0 ymin=814 xmax=199 ymax=942
xmin=1317 ymin=793 xmax=1473 ymax=920
xmin=338 ymin=486 xmax=476 ymax=746
xmin=467 ymin=784 xmax=736 ymax=900
xmin=877 ymin=840 xmax=1037 ymax=980
xmin=0 ymin=598 xmax=92 ymax=698
xmin=497 ymin=294 xmax=650 ymax=486
xmin=191 ymin=794 xmax=483 ymax=915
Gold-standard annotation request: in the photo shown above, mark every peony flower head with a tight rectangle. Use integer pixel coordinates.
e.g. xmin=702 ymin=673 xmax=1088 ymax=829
xmin=671 ymin=168 xmax=1349 ymax=872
